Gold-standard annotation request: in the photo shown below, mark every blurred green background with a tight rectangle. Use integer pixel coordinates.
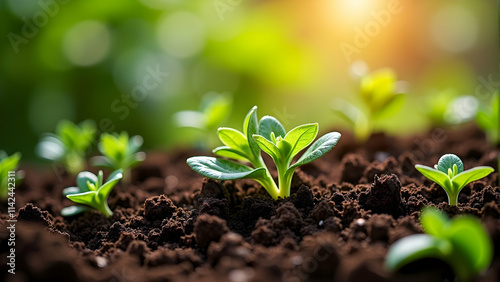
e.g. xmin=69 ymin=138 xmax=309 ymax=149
xmin=0 ymin=0 xmax=498 ymax=161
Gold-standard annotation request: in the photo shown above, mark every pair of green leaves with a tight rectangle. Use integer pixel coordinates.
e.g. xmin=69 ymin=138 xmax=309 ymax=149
xmin=415 ymin=154 xmax=494 ymax=206
xmin=37 ymin=120 xmax=96 ymax=175
xmin=0 ymin=151 xmax=22 ymax=200
xmin=187 ymin=106 xmax=341 ymax=199
xmin=61 ymin=169 xmax=123 ymax=217
xmin=385 ymin=207 xmax=492 ymax=281
xmin=333 ymin=68 xmax=405 ymax=142
xmin=91 ymin=132 xmax=145 ymax=181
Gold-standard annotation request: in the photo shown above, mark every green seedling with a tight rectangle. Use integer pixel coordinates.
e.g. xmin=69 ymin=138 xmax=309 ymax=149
xmin=174 ymin=92 xmax=232 ymax=149
xmin=61 ymin=169 xmax=123 ymax=217
xmin=476 ymin=91 xmax=499 ymax=146
xmin=385 ymin=207 xmax=492 ymax=282
xmin=0 ymin=151 xmax=22 ymax=200
xmin=415 ymin=154 xmax=494 ymax=206
xmin=187 ymin=106 xmax=341 ymax=199
xmin=37 ymin=120 xmax=96 ymax=175
xmin=91 ymin=132 xmax=145 ymax=183
xmin=333 ymin=68 xmax=405 ymax=142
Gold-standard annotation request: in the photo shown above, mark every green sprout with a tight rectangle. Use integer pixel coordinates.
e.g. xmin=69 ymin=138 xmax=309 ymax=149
xmin=174 ymin=92 xmax=232 ymax=149
xmin=415 ymin=154 xmax=494 ymax=206
xmin=61 ymin=169 xmax=123 ymax=217
xmin=0 ymin=151 xmax=22 ymax=200
xmin=333 ymin=68 xmax=405 ymax=142
xmin=91 ymin=132 xmax=145 ymax=183
xmin=36 ymin=120 xmax=96 ymax=175
xmin=476 ymin=91 xmax=499 ymax=146
xmin=187 ymin=106 xmax=341 ymax=199
xmin=385 ymin=207 xmax=492 ymax=282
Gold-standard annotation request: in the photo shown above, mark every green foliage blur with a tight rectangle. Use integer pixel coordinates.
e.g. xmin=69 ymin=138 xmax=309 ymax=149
xmin=0 ymin=0 xmax=497 ymax=161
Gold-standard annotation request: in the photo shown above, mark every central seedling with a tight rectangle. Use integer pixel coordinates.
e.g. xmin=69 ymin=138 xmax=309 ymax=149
xmin=415 ymin=154 xmax=494 ymax=206
xmin=187 ymin=106 xmax=341 ymax=199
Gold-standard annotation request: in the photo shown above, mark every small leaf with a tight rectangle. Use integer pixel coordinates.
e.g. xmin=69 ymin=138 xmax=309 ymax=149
xmin=243 ymin=106 xmax=260 ymax=160
xmin=107 ymin=169 xmax=124 ymax=183
xmin=289 ymin=132 xmax=341 ymax=170
xmin=76 ymin=171 xmax=97 ymax=192
xmin=437 ymin=154 xmax=464 ymax=174
xmin=91 ymin=156 xmax=113 ymax=168
xmin=213 ymin=146 xmax=250 ymax=161
xmin=63 ymin=187 xmax=81 ymax=196
xmin=415 ymin=165 xmax=450 ymax=190
xmin=284 ymin=123 xmax=318 ymax=159
xmin=61 ymin=205 xmax=92 ymax=217
xmin=446 ymin=216 xmax=493 ymax=273
xmin=36 ymin=136 xmax=65 ymax=161
xmin=385 ymin=234 xmax=452 ymax=272
xmin=98 ymin=171 xmax=123 ymax=199
xmin=259 ymin=116 xmax=286 ymax=141
xmin=420 ymin=207 xmax=449 ymax=238
xmin=252 ymin=135 xmax=280 ymax=161
xmin=451 ymin=166 xmax=494 ymax=192
xmin=217 ymin=128 xmax=250 ymax=154
xmin=67 ymin=191 xmax=96 ymax=205
xmin=372 ymin=93 xmax=405 ymax=119
xmin=128 ymin=135 xmax=143 ymax=155
xmin=0 ymin=152 xmax=21 ymax=173
xmin=187 ymin=156 xmax=266 ymax=180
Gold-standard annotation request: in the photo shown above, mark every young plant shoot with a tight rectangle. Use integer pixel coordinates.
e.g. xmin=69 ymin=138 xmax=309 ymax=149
xmin=385 ymin=207 xmax=492 ymax=282
xmin=61 ymin=169 xmax=123 ymax=217
xmin=333 ymin=68 xmax=405 ymax=142
xmin=187 ymin=106 xmax=341 ymax=199
xmin=0 ymin=151 xmax=22 ymax=200
xmin=476 ymin=91 xmax=499 ymax=146
xmin=91 ymin=132 xmax=145 ymax=183
xmin=415 ymin=154 xmax=494 ymax=206
xmin=37 ymin=120 xmax=96 ymax=175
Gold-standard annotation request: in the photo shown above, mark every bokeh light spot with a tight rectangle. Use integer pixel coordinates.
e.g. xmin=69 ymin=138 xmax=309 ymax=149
xmin=157 ymin=11 xmax=206 ymax=58
xmin=63 ymin=20 xmax=111 ymax=66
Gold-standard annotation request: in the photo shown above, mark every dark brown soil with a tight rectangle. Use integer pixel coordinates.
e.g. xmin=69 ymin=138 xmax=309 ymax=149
xmin=1 ymin=125 xmax=499 ymax=282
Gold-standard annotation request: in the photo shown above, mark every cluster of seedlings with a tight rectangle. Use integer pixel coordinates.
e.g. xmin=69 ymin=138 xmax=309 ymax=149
xmin=2 ymin=77 xmax=497 ymax=280
xmin=37 ymin=120 xmax=145 ymax=216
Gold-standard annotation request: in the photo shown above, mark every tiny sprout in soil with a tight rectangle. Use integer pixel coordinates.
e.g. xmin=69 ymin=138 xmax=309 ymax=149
xmin=36 ymin=120 xmax=96 ymax=175
xmin=385 ymin=207 xmax=492 ymax=282
xmin=332 ymin=68 xmax=405 ymax=142
xmin=187 ymin=106 xmax=341 ymax=200
xmin=415 ymin=154 xmax=494 ymax=206
xmin=61 ymin=169 xmax=123 ymax=217
xmin=91 ymin=132 xmax=145 ymax=183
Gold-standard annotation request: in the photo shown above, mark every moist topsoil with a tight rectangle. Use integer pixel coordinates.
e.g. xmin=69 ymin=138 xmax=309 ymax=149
xmin=1 ymin=125 xmax=499 ymax=282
